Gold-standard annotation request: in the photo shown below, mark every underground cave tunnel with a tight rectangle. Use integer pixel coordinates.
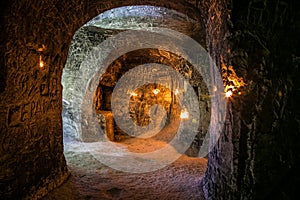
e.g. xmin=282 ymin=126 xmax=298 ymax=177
xmin=59 ymin=5 xmax=211 ymax=198
xmin=0 ymin=0 xmax=299 ymax=200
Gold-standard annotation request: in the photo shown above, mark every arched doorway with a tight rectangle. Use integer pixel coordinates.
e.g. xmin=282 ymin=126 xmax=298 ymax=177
xmin=57 ymin=4 xmax=223 ymax=199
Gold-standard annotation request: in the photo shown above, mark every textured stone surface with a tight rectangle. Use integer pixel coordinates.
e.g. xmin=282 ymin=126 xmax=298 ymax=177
xmin=201 ymin=0 xmax=300 ymax=199
xmin=62 ymin=26 xmax=121 ymax=140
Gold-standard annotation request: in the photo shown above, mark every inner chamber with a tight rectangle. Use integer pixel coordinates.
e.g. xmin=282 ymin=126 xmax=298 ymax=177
xmin=93 ymin=48 xmax=210 ymax=156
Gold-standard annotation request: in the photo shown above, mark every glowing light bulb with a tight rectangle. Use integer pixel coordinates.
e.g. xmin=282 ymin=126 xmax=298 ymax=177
xmin=153 ymin=89 xmax=160 ymax=95
xmin=39 ymin=55 xmax=45 ymax=69
xmin=225 ymin=90 xmax=233 ymax=98
xmin=175 ymin=89 xmax=179 ymax=95
xmin=39 ymin=61 xmax=44 ymax=68
xmin=180 ymin=109 xmax=189 ymax=119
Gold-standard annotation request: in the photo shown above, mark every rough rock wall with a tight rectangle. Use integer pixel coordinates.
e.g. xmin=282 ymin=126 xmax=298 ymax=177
xmin=231 ymin=0 xmax=300 ymax=199
xmin=202 ymin=0 xmax=300 ymax=199
xmin=200 ymin=0 xmax=240 ymax=199
xmin=62 ymin=26 xmax=121 ymax=140
xmin=0 ymin=0 xmax=74 ymax=198
xmin=0 ymin=0 xmax=203 ymax=198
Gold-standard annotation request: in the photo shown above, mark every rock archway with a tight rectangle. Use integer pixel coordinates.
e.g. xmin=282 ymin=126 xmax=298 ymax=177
xmin=61 ymin=5 xmax=207 ymax=143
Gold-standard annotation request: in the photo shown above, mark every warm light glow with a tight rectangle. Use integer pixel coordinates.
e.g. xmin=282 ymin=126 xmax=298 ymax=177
xmin=37 ymin=44 xmax=46 ymax=52
xmin=39 ymin=55 xmax=45 ymax=69
xmin=39 ymin=61 xmax=44 ymax=68
xmin=153 ymin=89 xmax=160 ymax=95
xmin=225 ymin=90 xmax=233 ymax=98
xmin=221 ymin=56 xmax=245 ymax=98
xmin=213 ymin=86 xmax=217 ymax=92
xmin=130 ymin=92 xmax=138 ymax=97
xmin=180 ymin=109 xmax=189 ymax=119
xmin=175 ymin=89 xmax=179 ymax=95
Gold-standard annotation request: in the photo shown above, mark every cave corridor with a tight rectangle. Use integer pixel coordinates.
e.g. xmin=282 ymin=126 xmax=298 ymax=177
xmin=0 ymin=0 xmax=299 ymax=199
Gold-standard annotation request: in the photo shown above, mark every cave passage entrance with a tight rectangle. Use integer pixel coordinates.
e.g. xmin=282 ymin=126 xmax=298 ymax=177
xmin=61 ymin=5 xmax=211 ymax=198
xmin=62 ymin=5 xmax=210 ymax=153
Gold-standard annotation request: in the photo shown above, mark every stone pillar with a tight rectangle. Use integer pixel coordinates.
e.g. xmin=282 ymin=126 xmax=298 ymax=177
xmin=99 ymin=111 xmax=115 ymax=141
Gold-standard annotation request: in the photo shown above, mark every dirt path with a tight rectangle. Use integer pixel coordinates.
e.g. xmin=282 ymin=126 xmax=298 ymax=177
xmin=44 ymin=136 xmax=207 ymax=200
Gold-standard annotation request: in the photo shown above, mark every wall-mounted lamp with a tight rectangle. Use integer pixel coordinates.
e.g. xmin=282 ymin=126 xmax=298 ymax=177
xmin=225 ymin=90 xmax=233 ymax=98
xmin=153 ymin=89 xmax=160 ymax=95
xmin=180 ymin=108 xmax=189 ymax=119
xmin=37 ymin=44 xmax=46 ymax=69
xmin=39 ymin=55 xmax=45 ymax=69
xmin=130 ymin=92 xmax=138 ymax=97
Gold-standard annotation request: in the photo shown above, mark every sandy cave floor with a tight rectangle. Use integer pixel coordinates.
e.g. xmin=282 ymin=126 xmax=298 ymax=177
xmin=44 ymin=131 xmax=207 ymax=200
